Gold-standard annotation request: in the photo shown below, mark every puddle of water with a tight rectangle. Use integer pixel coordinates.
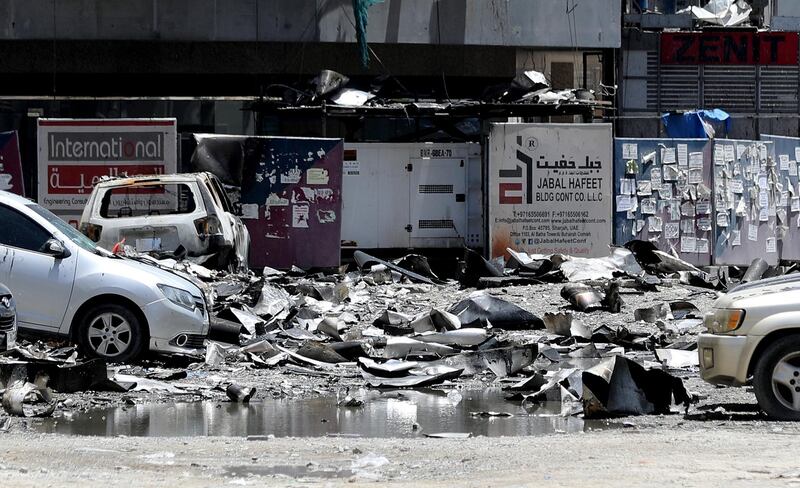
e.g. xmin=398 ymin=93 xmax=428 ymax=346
xmin=224 ymin=464 xmax=354 ymax=479
xmin=33 ymin=388 xmax=620 ymax=438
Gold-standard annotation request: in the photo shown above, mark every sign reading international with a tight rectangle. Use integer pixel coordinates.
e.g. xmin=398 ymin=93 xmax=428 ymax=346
xmin=488 ymin=123 xmax=613 ymax=259
xmin=37 ymin=118 xmax=178 ymax=226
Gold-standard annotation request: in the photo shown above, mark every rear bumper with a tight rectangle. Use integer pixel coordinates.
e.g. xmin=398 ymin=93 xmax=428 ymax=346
xmin=698 ymin=333 xmax=756 ymax=386
xmin=97 ymin=225 xmax=233 ymax=257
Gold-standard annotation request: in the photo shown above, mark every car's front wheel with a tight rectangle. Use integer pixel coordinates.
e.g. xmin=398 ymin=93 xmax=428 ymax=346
xmin=78 ymin=303 xmax=146 ymax=363
xmin=753 ymin=335 xmax=800 ymax=420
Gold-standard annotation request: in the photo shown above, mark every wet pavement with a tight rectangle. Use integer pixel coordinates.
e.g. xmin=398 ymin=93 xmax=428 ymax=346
xmin=34 ymin=388 xmax=621 ymax=438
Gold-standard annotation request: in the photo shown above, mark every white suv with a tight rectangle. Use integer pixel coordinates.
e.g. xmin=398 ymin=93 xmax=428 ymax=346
xmin=699 ymin=274 xmax=800 ymax=420
xmin=0 ymin=191 xmax=209 ymax=362
xmin=79 ymin=172 xmax=250 ymax=270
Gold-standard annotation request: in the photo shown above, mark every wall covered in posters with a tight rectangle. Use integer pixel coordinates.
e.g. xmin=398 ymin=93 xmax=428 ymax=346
xmin=239 ymin=136 xmax=343 ymax=270
xmin=0 ymin=131 xmax=24 ymax=196
xmin=488 ymin=123 xmax=613 ymax=259
xmin=613 ymin=137 xmax=791 ymax=267
xmin=37 ymin=118 xmax=178 ymax=226
xmin=613 ymin=138 xmax=714 ymax=266
xmin=757 ymin=135 xmax=800 ymax=261
xmin=712 ymin=139 xmax=778 ymax=266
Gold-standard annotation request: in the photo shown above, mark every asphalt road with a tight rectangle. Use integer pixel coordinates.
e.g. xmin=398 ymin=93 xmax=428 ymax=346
xmin=0 ymin=423 xmax=799 ymax=487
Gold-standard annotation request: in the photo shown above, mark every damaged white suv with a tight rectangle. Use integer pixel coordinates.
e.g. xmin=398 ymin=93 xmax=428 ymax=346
xmin=79 ymin=172 xmax=250 ymax=270
xmin=699 ymin=275 xmax=800 ymax=420
xmin=0 ymin=191 xmax=209 ymax=362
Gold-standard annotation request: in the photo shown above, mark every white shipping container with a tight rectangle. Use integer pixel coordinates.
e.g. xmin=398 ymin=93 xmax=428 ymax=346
xmin=341 ymin=142 xmax=482 ymax=249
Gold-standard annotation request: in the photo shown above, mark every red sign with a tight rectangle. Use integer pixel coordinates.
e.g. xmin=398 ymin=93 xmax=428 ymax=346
xmin=661 ymin=32 xmax=799 ymax=65
xmin=0 ymin=131 xmax=24 ymax=196
xmin=46 ymin=164 xmax=165 ymax=194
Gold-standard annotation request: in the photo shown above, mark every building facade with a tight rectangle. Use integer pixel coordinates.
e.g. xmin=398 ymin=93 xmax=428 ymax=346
xmin=0 ymin=0 xmax=622 ymax=197
xmin=619 ymin=0 xmax=800 ymax=138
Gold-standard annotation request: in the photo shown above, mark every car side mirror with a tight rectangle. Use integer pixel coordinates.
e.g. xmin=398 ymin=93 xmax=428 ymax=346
xmin=45 ymin=238 xmax=71 ymax=259
xmin=232 ymin=202 xmax=243 ymax=216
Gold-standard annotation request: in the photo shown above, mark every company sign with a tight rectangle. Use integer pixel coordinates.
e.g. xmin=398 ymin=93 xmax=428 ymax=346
xmin=488 ymin=123 xmax=613 ymax=259
xmin=661 ymin=32 xmax=799 ymax=65
xmin=37 ymin=119 xmax=177 ymax=226
xmin=47 ymin=132 xmax=165 ymax=161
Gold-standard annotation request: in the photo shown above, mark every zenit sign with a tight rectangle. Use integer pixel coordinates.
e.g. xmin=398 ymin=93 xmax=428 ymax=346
xmin=48 ymin=132 xmax=164 ymax=162
xmin=661 ymin=32 xmax=800 ymax=66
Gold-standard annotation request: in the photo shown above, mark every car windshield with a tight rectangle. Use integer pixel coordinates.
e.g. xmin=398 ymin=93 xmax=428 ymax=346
xmin=26 ymin=203 xmax=99 ymax=253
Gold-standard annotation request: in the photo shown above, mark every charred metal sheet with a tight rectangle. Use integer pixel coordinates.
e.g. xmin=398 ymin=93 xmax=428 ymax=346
xmin=354 ymin=251 xmax=435 ymax=285
xmin=294 ymin=341 xmax=350 ymax=364
xmin=449 ymin=293 xmax=543 ymax=330
xmin=252 ymin=282 xmax=294 ymax=318
xmin=393 ymin=254 xmax=441 ymax=282
xmin=624 ymin=240 xmax=703 ymax=274
xmin=0 ymin=359 xmax=108 ymax=394
xmin=582 ymin=356 xmax=691 ymax=418
xmin=358 ymin=358 xmax=419 ymax=377
xmin=459 ymin=248 xmax=504 ymax=287
xmin=543 ymin=312 xmax=591 ymax=340
xmin=412 ymin=329 xmax=490 ymax=347
xmin=360 ymin=365 xmax=463 ymax=388
xmin=668 ymin=301 xmax=700 ymax=320
xmin=409 ymin=309 xmax=461 ymax=333
xmin=383 ymin=337 xmax=455 ymax=358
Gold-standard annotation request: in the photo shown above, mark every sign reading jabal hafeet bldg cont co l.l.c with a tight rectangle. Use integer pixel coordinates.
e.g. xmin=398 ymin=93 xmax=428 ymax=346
xmin=37 ymin=118 xmax=178 ymax=226
xmin=488 ymin=123 xmax=613 ymax=259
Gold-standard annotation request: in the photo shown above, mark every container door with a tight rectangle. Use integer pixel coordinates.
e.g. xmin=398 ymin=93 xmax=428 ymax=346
xmin=409 ymin=157 xmax=467 ymax=242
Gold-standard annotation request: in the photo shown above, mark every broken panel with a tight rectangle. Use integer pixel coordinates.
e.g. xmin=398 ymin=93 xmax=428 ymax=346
xmin=239 ymin=137 xmax=344 ymax=269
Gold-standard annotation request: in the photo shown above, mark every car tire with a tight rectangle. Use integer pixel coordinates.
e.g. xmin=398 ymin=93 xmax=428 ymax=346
xmin=753 ymin=335 xmax=800 ymax=420
xmin=77 ymin=303 xmax=147 ymax=363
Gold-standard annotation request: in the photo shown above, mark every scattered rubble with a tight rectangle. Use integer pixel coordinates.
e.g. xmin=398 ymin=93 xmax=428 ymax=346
xmin=2 ymin=241 xmax=793 ymax=428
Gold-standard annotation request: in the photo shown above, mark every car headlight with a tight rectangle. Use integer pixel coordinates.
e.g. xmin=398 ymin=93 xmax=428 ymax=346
xmin=705 ymin=308 xmax=745 ymax=334
xmin=157 ymin=284 xmax=197 ymax=311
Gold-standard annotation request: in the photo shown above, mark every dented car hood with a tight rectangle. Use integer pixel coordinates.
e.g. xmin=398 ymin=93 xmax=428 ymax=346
xmin=716 ymin=273 xmax=800 ymax=310
xmin=109 ymin=254 xmax=204 ymax=298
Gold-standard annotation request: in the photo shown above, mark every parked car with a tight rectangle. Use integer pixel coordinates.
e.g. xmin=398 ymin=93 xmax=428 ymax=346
xmin=699 ymin=274 xmax=800 ymax=419
xmin=0 ymin=190 xmax=209 ymax=362
xmin=79 ymin=172 xmax=250 ymax=270
xmin=0 ymin=283 xmax=17 ymax=350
